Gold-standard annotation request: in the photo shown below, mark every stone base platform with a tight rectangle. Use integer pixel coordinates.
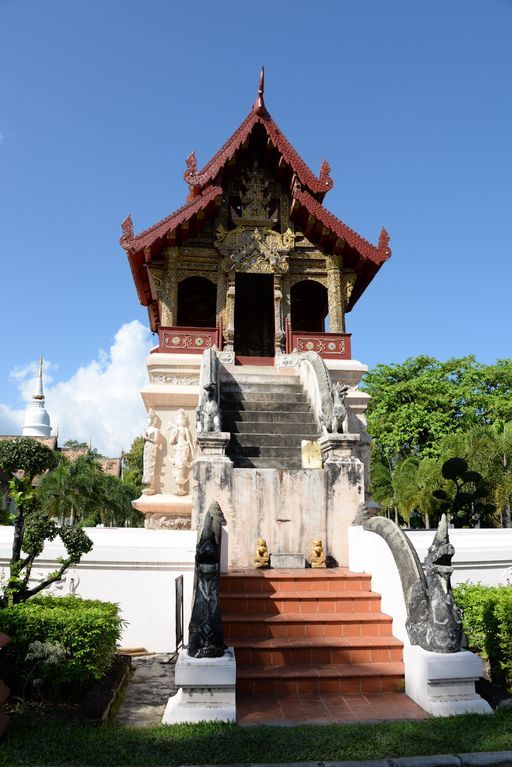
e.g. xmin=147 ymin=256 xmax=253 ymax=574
xmin=404 ymin=645 xmax=492 ymax=716
xmin=162 ymin=648 xmax=236 ymax=724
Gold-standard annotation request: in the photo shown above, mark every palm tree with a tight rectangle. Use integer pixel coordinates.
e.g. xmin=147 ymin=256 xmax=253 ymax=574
xmin=38 ymin=454 xmax=104 ymax=525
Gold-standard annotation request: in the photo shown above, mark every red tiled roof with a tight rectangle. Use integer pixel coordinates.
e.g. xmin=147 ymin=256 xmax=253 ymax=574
xmin=183 ymin=109 xmax=333 ymax=198
xmin=291 ymin=186 xmax=391 ymax=265
xmin=121 ymin=185 xmax=223 ymax=253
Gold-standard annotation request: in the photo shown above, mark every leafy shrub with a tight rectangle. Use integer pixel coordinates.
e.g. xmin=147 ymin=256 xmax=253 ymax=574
xmin=0 ymin=595 xmax=124 ymax=689
xmin=453 ymin=583 xmax=512 ymax=684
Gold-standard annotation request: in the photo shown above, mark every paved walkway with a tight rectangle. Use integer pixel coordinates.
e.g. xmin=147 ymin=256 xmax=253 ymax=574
xmin=115 ymin=653 xmax=177 ymax=727
xmin=115 ymin=654 xmax=426 ymax=727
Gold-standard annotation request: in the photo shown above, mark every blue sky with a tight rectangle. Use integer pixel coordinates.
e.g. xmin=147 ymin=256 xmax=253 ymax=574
xmin=0 ymin=0 xmax=511 ymax=452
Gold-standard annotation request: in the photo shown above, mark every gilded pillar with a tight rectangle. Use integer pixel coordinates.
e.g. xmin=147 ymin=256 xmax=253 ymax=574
xmin=158 ymin=247 xmax=179 ymax=327
xmin=216 ymin=269 xmax=227 ymax=329
xmin=274 ymin=273 xmax=285 ymax=354
xmin=326 ymin=255 xmax=344 ymax=332
xmin=223 ymin=272 xmax=236 ymax=351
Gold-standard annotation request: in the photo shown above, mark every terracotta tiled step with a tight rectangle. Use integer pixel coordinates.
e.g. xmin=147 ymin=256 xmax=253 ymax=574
xmin=236 ymin=692 xmax=427 ymax=724
xmin=220 ymin=590 xmax=381 ymax=615
xmin=231 ymin=636 xmax=404 ymax=666
xmin=223 ymin=611 xmax=394 ymax=639
xmin=220 ymin=569 xmax=372 ymax=593
xmin=237 ymin=662 xmax=405 ymax=695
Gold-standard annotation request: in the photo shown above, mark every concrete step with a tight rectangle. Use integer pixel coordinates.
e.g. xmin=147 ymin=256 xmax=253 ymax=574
xmin=233 ymin=458 xmax=304 ymax=469
xmin=231 ymin=636 xmax=404 ymax=667
xmin=221 ymin=382 xmax=304 ymax=396
xmin=228 ymin=444 xmax=302 ymax=460
xmin=226 ymin=422 xmax=318 ymax=438
xmin=236 ymin=662 xmax=405 ymax=695
xmin=222 ymin=410 xmax=317 ymax=424
xmin=220 ymin=372 xmax=298 ymax=385
xmin=220 ymin=590 xmax=382 ymax=615
xmin=223 ymin=612 xmax=395 ymax=640
xmin=231 ymin=433 xmax=317 ymax=447
xmin=221 ymin=392 xmax=308 ymax=404
xmin=221 ymin=401 xmax=312 ymax=413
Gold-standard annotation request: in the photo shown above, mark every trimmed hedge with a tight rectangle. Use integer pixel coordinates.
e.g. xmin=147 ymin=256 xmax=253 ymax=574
xmin=0 ymin=595 xmax=124 ymax=688
xmin=453 ymin=583 xmax=512 ymax=684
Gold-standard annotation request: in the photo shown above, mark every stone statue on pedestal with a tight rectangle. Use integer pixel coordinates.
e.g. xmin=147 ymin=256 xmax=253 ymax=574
xmin=168 ymin=409 xmax=194 ymax=496
xmin=331 ymin=383 xmax=349 ymax=434
xmin=142 ymin=409 xmax=160 ymax=495
xmin=196 ymin=384 xmax=222 ymax=433
xmin=353 ymin=504 xmax=463 ymax=653
xmin=187 ymin=501 xmax=227 ymax=658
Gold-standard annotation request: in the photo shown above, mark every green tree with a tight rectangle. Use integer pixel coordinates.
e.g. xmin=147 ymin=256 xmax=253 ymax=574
xmin=362 ymin=356 xmax=512 ymax=464
xmin=0 ymin=438 xmax=92 ymax=606
xmin=122 ymin=436 xmax=144 ymax=495
xmin=37 ymin=453 xmax=104 ymax=525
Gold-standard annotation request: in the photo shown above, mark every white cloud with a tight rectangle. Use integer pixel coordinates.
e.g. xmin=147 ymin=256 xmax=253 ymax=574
xmin=0 ymin=320 xmax=152 ymax=456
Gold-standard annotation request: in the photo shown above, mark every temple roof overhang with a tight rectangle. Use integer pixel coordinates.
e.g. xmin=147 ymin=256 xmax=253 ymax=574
xmin=121 ymin=70 xmax=391 ymax=326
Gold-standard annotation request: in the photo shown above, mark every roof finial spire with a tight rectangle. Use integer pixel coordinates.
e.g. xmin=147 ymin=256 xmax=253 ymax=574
xmin=253 ymin=65 xmax=267 ymax=116
xmin=34 ymin=353 xmax=44 ymax=400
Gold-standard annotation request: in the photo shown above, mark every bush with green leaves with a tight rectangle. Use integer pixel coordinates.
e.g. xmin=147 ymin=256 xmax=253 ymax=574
xmin=453 ymin=583 xmax=512 ymax=685
xmin=0 ymin=595 xmax=124 ymax=689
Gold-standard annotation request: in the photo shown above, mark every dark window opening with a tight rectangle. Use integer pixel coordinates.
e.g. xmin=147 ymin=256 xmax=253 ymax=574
xmin=290 ymin=280 xmax=328 ymax=332
xmin=177 ymin=276 xmax=216 ymax=327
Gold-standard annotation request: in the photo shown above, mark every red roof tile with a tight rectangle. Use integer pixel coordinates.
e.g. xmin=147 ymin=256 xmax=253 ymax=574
xmin=121 ymin=185 xmax=223 ymax=253
xmin=291 ymin=186 xmax=391 ymax=265
xmin=183 ymin=109 xmax=333 ymax=197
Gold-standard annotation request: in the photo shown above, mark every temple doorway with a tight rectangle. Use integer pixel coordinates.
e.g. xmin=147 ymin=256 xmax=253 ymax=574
xmin=234 ymin=273 xmax=275 ymax=357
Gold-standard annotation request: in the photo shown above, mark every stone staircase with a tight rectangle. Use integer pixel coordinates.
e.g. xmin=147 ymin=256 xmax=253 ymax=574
xmin=220 ymin=568 xmax=404 ymax=696
xmin=220 ymin=367 xmax=319 ymax=469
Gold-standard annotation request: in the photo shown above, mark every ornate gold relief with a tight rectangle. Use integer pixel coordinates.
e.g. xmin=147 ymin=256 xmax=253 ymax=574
xmin=342 ymin=272 xmax=357 ymax=305
xmin=214 ymin=164 xmax=295 ymax=275
xmin=216 ymin=224 xmax=294 ymax=274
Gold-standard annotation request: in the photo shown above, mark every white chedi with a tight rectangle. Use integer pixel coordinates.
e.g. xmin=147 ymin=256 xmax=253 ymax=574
xmin=22 ymin=355 xmax=52 ymax=437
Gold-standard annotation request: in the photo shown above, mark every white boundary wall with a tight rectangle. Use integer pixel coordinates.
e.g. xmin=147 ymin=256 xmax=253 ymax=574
xmin=1 ymin=526 xmax=511 ymax=653
xmin=349 ymin=526 xmax=512 ymax=645
xmin=0 ymin=527 xmax=196 ymax=653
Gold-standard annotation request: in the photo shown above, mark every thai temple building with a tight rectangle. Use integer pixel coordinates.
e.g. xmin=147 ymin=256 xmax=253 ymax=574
xmin=123 ymin=69 xmax=391 ymax=568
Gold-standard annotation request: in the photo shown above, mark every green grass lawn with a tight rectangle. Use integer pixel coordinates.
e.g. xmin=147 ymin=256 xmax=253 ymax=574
xmin=1 ymin=710 xmax=512 ymax=766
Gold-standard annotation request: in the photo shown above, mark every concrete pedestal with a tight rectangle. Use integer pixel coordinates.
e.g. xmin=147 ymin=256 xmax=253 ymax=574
xmin=162 ymin=648 xmax=236 ymax=724
xmin=404 ymin=645 xmax=492 ymax=716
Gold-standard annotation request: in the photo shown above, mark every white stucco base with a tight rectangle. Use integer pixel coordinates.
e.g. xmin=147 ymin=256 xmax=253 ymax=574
xmin=404 ymin=645 xmax=492 ymax=716
xmin=162 ymin=648 xmax=236 ymax=724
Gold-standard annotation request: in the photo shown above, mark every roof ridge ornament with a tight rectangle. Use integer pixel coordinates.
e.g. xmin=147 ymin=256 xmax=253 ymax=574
xmin=120 ymin=215 xmax=134 ymax=249
xmin=319 ymin=159 xmax=333 ymax=191
xmin=378 ymin=226 xmax=391 ymax=258
xmin=253 ymin=66 xmax=267 ymax=116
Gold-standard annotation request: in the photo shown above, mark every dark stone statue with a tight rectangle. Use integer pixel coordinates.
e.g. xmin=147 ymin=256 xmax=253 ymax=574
xmin=187 ymin=501 xmax=227 ymax=658
xmin=353 ymin=504 xmax=463 ymax=653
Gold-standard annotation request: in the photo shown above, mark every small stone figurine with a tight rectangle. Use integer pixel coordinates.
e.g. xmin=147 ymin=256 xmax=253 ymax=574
xmin=310 ymin=538 xmax=326 ymax=568
xmin=254 ymin=538 xmax=270 ymax=569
